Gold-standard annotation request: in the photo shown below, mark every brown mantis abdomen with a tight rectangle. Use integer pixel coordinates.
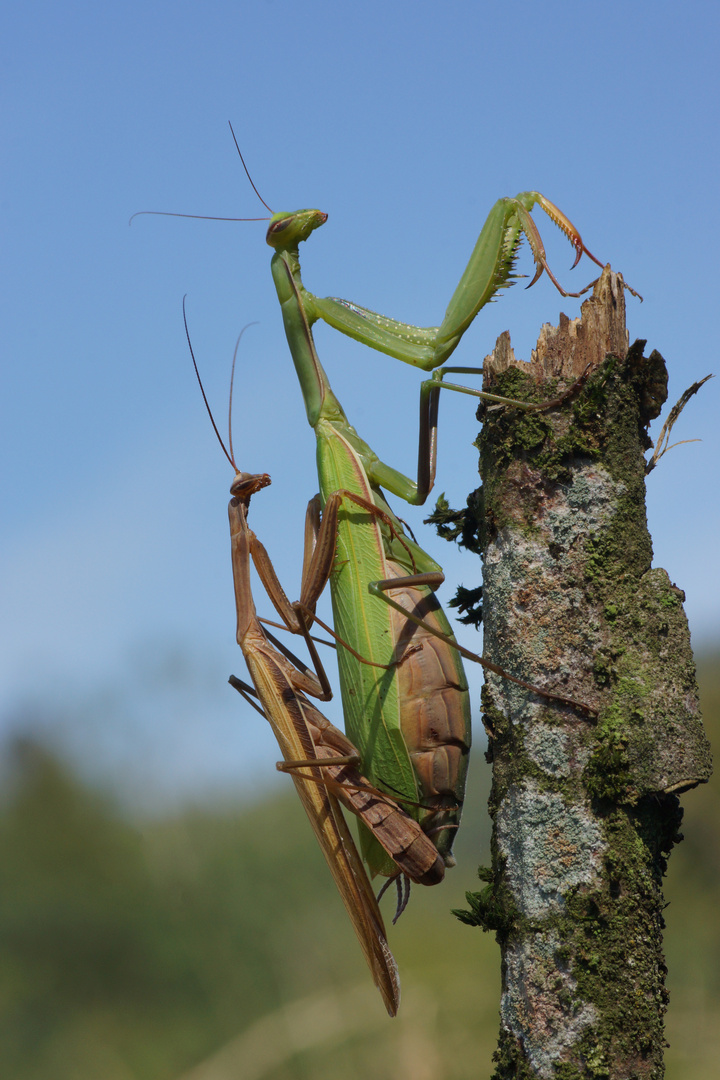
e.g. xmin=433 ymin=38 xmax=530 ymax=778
xmin=383 ymin=559 xmax=471 ymax=867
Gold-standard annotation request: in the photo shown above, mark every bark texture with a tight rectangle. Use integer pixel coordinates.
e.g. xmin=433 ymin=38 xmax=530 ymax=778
xmin=453 ymin=268 xmax=712 ymax=1078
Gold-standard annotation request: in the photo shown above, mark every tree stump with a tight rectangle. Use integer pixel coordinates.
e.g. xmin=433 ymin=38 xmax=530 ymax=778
xmin=455 ymin=267 xmax=712 ymax=1078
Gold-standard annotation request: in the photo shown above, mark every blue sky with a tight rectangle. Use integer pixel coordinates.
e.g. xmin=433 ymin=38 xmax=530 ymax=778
xmin=2 ymin=0 xmax=718 ymax=806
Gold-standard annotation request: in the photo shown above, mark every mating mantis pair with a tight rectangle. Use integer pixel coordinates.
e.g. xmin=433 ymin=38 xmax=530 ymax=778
xmin=146 ymin=159 xmax=606 ymax=1010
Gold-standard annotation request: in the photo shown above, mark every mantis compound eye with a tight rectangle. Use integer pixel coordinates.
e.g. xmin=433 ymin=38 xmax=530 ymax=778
xmin=266 ymin=215 xmax=293 ymax=240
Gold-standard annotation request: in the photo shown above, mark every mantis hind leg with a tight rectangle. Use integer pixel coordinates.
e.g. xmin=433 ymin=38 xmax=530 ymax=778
xmin=368 ymin=573 xmax=597 ymax=717
xmin=416 ymin=364 xmax=594 ymax=503
xmin=377 ymin=872 xmax=412 ymax=924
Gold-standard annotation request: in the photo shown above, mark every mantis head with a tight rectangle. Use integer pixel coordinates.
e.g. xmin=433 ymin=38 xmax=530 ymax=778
xmin=230 ymin=471 xmax=272 ymax=506
xmin=266 ymin=209 xmax=328 ymax=250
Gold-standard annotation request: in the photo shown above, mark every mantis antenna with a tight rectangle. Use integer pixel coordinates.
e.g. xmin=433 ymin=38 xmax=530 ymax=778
xmin=129 ymin=123 xmax=273 ymax=225
xmin=227 ymin=121 xmax=274 ymax=214
xmin=182 ymin=293 xmax=258 ymax=472
xmin=227 ymin=320 xmax=259 ymax=468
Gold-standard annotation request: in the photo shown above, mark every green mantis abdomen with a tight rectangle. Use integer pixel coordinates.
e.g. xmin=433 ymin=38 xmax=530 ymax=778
xmin=317 ymin=419 xmax=471 ymax=873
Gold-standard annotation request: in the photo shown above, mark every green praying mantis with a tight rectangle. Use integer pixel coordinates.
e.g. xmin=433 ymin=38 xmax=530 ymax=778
xmin=261 ymin=191 xmax=601 ymax=882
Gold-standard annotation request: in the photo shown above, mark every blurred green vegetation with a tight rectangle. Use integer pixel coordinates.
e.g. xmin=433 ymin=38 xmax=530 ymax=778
xmin=1 ymin=653 xmax=717 ymax=1080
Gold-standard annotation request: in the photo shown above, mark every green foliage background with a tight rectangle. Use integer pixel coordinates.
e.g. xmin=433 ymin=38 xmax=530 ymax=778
xmin=2 ymin=656 xmax=717 ymax=1080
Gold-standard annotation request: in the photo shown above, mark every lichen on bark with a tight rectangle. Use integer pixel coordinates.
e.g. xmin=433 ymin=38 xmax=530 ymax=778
xmin=446 ymin=269 xmax=712 ymax=1078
